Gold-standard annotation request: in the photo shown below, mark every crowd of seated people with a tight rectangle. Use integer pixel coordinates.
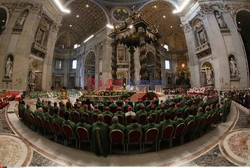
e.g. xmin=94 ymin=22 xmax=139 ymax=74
xmin=225 ymin=90 xmax=250 ymax=108
xmin=18 ymin=95 xmax=231 ymax=157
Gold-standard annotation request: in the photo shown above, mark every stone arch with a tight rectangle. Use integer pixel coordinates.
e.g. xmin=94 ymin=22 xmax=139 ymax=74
xmin=235 ymin=10 xmax=250 ymax=79
xmin=0 ymin=5 xmax=9 ymax=35
xmin=138 ymin=0 xmax=179 ymax=11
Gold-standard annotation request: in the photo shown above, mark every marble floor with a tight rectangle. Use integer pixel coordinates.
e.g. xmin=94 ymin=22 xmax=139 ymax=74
xmin=0 ymin=99 xmax=249 ymax=166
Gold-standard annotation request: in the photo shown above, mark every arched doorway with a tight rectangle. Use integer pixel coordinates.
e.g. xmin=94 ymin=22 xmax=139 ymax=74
xmin=0 ymin=7 xmax=8 ymax=35
xmin=236 ymin=10 xmax=250 ymax=77
xmin=200 ymin=61 xmax=214 ymax=87
xmin=146 ymin=52 xmax=156 ymax=82
xmin=84 ymin=51 xmax=96 ymax=87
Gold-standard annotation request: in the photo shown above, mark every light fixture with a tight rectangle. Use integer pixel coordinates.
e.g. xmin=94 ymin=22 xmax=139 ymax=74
xmin=173 ymin=0 xmax=192 ymax=14
xmin=76 ymin=15 xmax=79 ymax=18
xmin=86 ymin=4 xmax=89 ymax=8
xmin=163 ymin=44 xmax=169 ymax=51
xmin=70 ymin=24 xmax=72 ymax=27
xmin=163 ymin=15 xmax=166 ymax=18
xmin=84 ymin=34 xmax=94 ymax=43
xmin=182 ymin=63 xmax=185 ymax=68
xmin=2 ymin=20 xmax=5 ymax=23
xmin=106 ymin=24 xmax=114 ymax=29
xmin=53 ymin=0 xmax=71 ymax=14
xmin=153 ymin=5 xmax=157 ymax=8
xmin=238 ymin=22 xmax=241 ymax=24
xmin=129 ymin=25 xmax=133 ymax=29
xmin=170 ymin=26 xmax=173 ymax=28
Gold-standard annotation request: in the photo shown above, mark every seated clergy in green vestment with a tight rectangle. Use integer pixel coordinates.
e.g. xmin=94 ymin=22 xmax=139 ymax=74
xmin=91 ymin=114 xmax=110 ymax=157
xmin=109 ymin=116 xmax=126 ymax=132
xmin=76 ymin=118 xmax=92 ymax=134
xmin=36 ymin=98 xmax=42 ymax=109
xmin=142 ymin=116 xmax=159 ymax=134
xmin=126 ymin=116 xmax=142 ymax=134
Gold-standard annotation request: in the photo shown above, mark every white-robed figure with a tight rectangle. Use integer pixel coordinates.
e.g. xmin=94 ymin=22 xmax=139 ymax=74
xmin=5 ymin=57 xmax=13 ymax=79
xmin=229 ymin=57 xmax=238 ymax=77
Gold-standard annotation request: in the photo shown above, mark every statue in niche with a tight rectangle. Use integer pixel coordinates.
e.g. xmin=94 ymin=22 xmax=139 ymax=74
xmin=27 ymin=70 xmax=37 ymax=91
xmin=194 ymin=20 xmax=208 ymax=46
xmin=201 ymin=65 xmax=213 ymax=85
xmin=14 ymin=9 xmax=29 ymax=28
xmin=198 ymin=26 xmax=207 ymax=45
xmin=206 ymin=68 xmax=213 ymax=85
xmin=229 ymin=56 xmax=239 ymax=77
xmin=4 ymin=54 xmax=14 ymax=79
xmin=214 ymin=10 xmax=227 ymax=28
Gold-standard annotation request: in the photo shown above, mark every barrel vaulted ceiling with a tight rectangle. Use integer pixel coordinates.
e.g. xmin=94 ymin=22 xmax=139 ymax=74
xmin=56 ymin=0 xmax=188 ymax=49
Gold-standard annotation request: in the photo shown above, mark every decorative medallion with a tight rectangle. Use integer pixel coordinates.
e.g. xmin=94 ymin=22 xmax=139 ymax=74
xmin=220 ymin=130 xmax=250 ymax=166
xmin=112 ymin=7 xmax=130 ymax=22
xmin=0 ymin=134 xmax=33 ymax=166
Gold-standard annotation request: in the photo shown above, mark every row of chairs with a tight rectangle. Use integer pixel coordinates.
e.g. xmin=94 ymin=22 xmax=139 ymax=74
xmin=20 ymin=107 xmax=223 ymax=154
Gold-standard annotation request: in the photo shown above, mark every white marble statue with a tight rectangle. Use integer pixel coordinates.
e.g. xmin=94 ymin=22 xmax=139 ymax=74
xmin=5 ymin=57 xmax=13 ymax=79
xmin=230 ymin=57 xmax=239 ymax=76
xmin=199 ymin=27 xmax=207 ymax=45
xmin=206 ymin=68 xmax=213 ymax=85
xmin=214 ymin=10 xmax=227 ymax=28
xmin=15 ymin=10 xmax=29 ymax=27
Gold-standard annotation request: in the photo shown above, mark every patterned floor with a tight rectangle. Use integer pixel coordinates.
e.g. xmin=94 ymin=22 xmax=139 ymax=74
xmin=0 ymin=101 xmax=249 ymax=166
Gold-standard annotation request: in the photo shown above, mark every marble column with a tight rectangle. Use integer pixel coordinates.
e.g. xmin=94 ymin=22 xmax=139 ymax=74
xmin=182 ymin=22 xmax=201 ymax=88
xmin=102 ymin=39 xmax=112 ymax=86
xmin=42 ymin=23 xmax=59 ymax=90
xmin=223 ymin=11 xmax=249 ymax=88
xmin=0 ymin=8 xmax=20 ymax=90
xmin=11 ymin=8 xmax=41 ymax=91
xmin=203 ymin=12 xmax=231 ymax=90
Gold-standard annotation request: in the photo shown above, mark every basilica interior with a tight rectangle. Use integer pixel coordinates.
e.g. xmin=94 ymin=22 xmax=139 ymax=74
xmin=0 ymin=0 xmax=250 ymax=167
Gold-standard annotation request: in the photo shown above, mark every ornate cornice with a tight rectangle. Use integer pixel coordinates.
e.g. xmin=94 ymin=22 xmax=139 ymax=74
xmin=199 ymin=2 xmax=229 ymax=14
xmin=182 ymin=22 xmax=192 ymax=33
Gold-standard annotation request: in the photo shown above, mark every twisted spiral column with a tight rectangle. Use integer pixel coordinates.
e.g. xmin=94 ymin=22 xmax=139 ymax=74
xmin=111 ymin=40 xmax=118 ymax=80
xmin=154 ymin=42 xmax=162 ymax=81
xmin=139 ymin=34 xmax=147 ymax=81
xmin=129 ymin=47 xmax=135 ymax=81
